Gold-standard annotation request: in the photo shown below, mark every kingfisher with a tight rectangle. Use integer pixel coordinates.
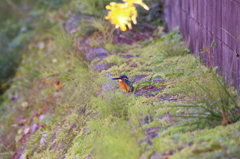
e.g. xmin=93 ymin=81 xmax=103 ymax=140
xmin=112 ymin=75 xmax=134 ymax=92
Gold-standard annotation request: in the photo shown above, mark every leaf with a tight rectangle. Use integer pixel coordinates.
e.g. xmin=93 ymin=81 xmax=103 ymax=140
xmin=139 ymin=81 xmax=152 ymax=85
xmin=152 ymin=75 xmax=162 ymax=81
xmin=200 ymin=48 xmax=205 ymax=53
xmin=193 ymin=148 xmax=212 ymax=154
xmin=176 ymin=72 xmax=184 ymax=77
xmin=211 ymin=41 xmax=216 ymax=47
xmin=165 ymin=73 xmax=176 ymax=78
xmin=135 ymin=81 xmax=152 ymax=91
xmin=154 ymin=38 xmax=164 ymax=43
xmin=171 ymin=134 xmax=180 ymax=141
xmin=210 ymin=142 xmax=222 ymax=150
xmin=147 ymin=90 xmax=162 ymax=95
xmin=172 ymin=103 xmax=196 ymax=108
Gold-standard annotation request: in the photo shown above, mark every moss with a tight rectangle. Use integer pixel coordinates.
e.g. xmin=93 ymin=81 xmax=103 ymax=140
xmin=91 ymin=121 xmax=141 ymax=159
xmin=17 ymin=32 xmax=240 ymax=159
xmin=102 ymin=54 xmax=126 ymax=65
xmin=151 ymin=121 xmax=240 ymax=158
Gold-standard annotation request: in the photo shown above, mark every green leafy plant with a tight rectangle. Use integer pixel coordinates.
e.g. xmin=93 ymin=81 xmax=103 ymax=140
xmin=135 ymin=75 xmax=163 ymax=91
xmin=88 ymin=18 xmax=115 ymax=49
xmin=137 ymin=0 xmax=164 ymax=27
xmin=173 ymin=72 xmax=240 ymax=125
xmin=72 ymin=0 xmax=112 ymax=18
xmin=200 ymin=41 xmax=216 ymax=68
xmin=152 ymin=27 xmax=189 ymax=57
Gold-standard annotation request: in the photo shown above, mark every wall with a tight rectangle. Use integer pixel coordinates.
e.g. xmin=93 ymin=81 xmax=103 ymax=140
xmin=164 ymin=0 xmax=240 ymax=88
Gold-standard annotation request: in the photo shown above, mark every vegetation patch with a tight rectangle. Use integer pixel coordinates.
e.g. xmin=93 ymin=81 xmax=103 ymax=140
xmin=0 ymin=0 xmax=239 ymax=159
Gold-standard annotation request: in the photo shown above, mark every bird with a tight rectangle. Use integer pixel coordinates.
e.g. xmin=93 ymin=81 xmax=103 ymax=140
xmin=112 ymin=75 xmax=134 ymax=93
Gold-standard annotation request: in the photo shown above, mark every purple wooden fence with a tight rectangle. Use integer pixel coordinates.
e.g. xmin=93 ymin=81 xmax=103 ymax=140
xmin=164 ymin=0 xmax=240 ymax=88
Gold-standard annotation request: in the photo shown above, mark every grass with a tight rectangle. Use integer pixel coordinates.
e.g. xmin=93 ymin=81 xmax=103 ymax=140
xmin=0 ymin=0 xmax=66 ymax=99
xmin=167 ymin=69 xmax=240 ymax=124
xmin=4 ymin=27 xmax=238 ymax=158
xmin=71 ymin=0 xmax=112 ymax=18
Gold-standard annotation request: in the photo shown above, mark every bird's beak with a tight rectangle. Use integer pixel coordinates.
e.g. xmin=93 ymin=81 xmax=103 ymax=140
xmin=112 ymin=77 xmax=121 ymax=80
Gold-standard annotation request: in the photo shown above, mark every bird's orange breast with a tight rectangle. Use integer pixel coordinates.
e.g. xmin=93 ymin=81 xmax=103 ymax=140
xmin=118 ymin=80 xmax=129 ymax=92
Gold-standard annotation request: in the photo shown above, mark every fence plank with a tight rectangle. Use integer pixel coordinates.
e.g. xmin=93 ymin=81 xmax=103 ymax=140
xmin=164 ymin=0 xmax=240 ymax=88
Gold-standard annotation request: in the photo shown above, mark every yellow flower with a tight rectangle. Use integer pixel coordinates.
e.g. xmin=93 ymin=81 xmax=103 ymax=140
xmin=105 ymin=0 xmax=149 ymax=31
xmin=123 ymin=0 xmax=149 ymax=10
xmin=105 ymin=2 xmax=137 ymax=31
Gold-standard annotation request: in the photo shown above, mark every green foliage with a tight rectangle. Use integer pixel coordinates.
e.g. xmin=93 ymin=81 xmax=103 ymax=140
xmin=37 ymin=0 xmax=69 ymax=10
xmin=0 ymin=19 xmax=30 ymax=95
xmin=0 ymin=0 xmax=63 ymax=97
xmin=0 ymin=10 xmax=84 ymax=158
xmin=135 ymin=75 xmax=163 ymax=91
xmin=155 ymin=27 xmax=189 ymax=57
xmin=12 ymin=29 xmax=98 ymax=158
xmin=66 ymin=117 xmax=141 ymax=159
xmin=152 ymin=121 xmax=240 ymax=158
xmin=137 ymin=0 xmax=164 ymax=27
xmin=88 ymin=18 xmax=116 ymax=49
xmin=103 ymin=54 xmax=126 ymax=65
xmin=65 ymin=94 xmax=155 ymax=158
xmin=91 ymin=92 xmax=135 ymax=119
xmin=91 ymin=121 xmax=140 ymax=159
xmin=172 ymin=72 xmax=240 ymax=124
xmin=159 ymin=52 xmax=240 ymax=124
xmin=71 ymin=0 xmax=112 ymax=18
